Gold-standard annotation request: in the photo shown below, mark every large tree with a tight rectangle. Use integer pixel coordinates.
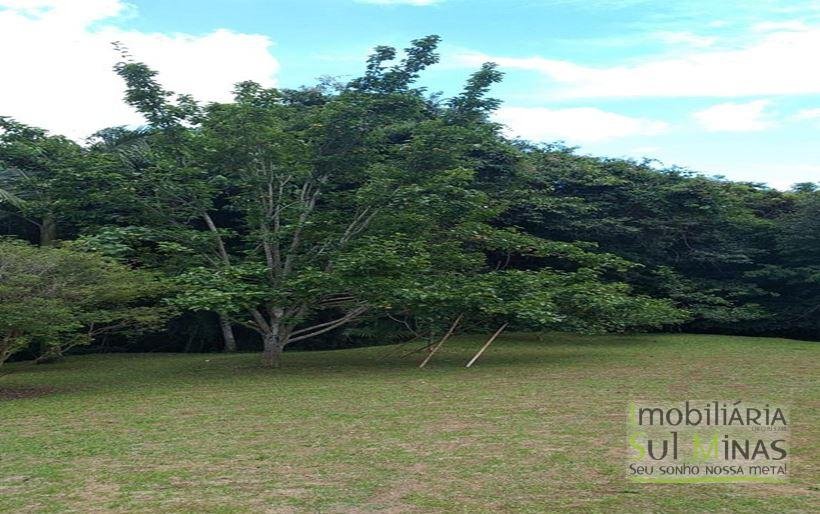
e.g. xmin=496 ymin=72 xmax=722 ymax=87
xmin=0 ymin=118 xmax=121 ymax=246
xmin=105 ymin=36 xmax=683 ymax=366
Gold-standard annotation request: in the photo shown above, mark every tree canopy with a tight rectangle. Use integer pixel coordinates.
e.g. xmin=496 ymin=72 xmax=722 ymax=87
xmin=0 ymin=35 xmax=816 ymax=366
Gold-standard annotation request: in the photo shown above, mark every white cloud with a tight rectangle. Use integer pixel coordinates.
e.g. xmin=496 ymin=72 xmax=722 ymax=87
xmin=793 ymin=107 xmax=820 ymax=120
xmin=493 ymin=106 xmax=669 ymax=144
xmin=700 ymin=163 xmax=820 ymax=191
xmin=692 ymin=100 xmax=774 ymax=132
xmin=752 ymin=20 xmax=809 ymax=32
xmin=356 ymin=0 xmax=440 ymax=5
xmin=629 ymin=146 xmax=661 ymax=155
xmin=0 ymin=0 xmax=279 ymax=140
xmin=654 ymin=31 xmax=717 ymax=48
xmin=458 ymin=24 xmax=820 ymax=98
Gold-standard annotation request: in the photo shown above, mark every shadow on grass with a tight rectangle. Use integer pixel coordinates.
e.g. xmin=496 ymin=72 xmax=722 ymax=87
xmin=0 ymin=332 xmax=807 ymax=400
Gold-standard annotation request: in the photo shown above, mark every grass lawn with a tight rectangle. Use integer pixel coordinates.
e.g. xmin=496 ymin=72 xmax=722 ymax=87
xmin=1 ymin=333 xmax=818 ymax=513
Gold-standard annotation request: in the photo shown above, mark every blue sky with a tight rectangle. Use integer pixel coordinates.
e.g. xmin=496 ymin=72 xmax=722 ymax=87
xmin=2 ymin=0 xmax=820 ymax=188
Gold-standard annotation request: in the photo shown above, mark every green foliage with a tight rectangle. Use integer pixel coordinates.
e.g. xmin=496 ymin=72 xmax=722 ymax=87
xmin=100 ymin=35 xmax=690 ymax=365
xmin=1 ymin=34 xmax=815 ymax=364
xmin=743 ymin=187 xmax=820 ymax=337
xmin=507 ymin=145 xmax=818 ymax=338
xmin=0 ymin=239 xmax=169 ymax=365
xmin=0 ymin=117 xmax=124 ymax=245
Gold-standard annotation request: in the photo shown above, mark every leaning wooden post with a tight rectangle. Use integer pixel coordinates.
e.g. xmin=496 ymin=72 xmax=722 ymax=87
xmin=465 ymin=323 xmax=508 ymax=368
xmin=419 ymin=314 xmax=463 ymax=368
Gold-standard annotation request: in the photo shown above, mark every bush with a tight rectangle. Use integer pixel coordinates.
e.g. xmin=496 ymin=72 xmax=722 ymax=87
xmin=0 ymin=239 xmax=168 ymax=365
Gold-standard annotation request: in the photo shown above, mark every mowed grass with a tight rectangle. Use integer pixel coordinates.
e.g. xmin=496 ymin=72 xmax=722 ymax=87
xmin=0 ymin=333 xmax=818 ymax=513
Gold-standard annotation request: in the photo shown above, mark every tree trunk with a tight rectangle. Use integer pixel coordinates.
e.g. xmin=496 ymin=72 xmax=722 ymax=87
xmin=39 ymin=214 xmax=56 ymax=247
xmin=1 ymin=330 xmax=23 ymax=367
xmin=0 ymin=336 xmax=11 ymax=367
xmin=261 ymin=331 xmax=285 ymax=368
xmin=218 ymin=314 xmax=237 ymax=353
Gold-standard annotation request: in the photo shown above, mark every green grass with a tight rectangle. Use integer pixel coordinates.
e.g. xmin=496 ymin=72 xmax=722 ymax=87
xmin=1 ymin=333 xmax=818 ymax=513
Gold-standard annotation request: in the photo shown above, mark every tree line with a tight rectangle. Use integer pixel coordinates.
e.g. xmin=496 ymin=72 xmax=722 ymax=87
xmin=1 ymin=36 xmax=817 ymax=367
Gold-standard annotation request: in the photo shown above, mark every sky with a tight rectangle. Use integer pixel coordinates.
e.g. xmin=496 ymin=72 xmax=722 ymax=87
xmin=1 ymin=1 xmax=820 ymax=189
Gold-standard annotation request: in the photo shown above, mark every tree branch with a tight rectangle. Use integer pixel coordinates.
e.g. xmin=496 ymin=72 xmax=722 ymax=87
xmin=287 ymin=306 xmax=369 ymax=343
xmin=202 ymin=212 xmax=230 ymax=266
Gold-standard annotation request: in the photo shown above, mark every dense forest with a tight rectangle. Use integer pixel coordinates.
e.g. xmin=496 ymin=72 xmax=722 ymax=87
xmin=1 ymin=36 xmax=817 ymax=367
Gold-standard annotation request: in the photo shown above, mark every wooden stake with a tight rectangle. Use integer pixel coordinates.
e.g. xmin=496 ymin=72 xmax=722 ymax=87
xmin=419 ymin=314 xmax=463 ymax=368
xmin=465 ymin=323 xmax=508 ymax=368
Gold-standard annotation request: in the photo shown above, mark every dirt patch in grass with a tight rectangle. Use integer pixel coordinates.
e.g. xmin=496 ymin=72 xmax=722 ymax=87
xmin=0 ymin=385 xmax=56 ymax=401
